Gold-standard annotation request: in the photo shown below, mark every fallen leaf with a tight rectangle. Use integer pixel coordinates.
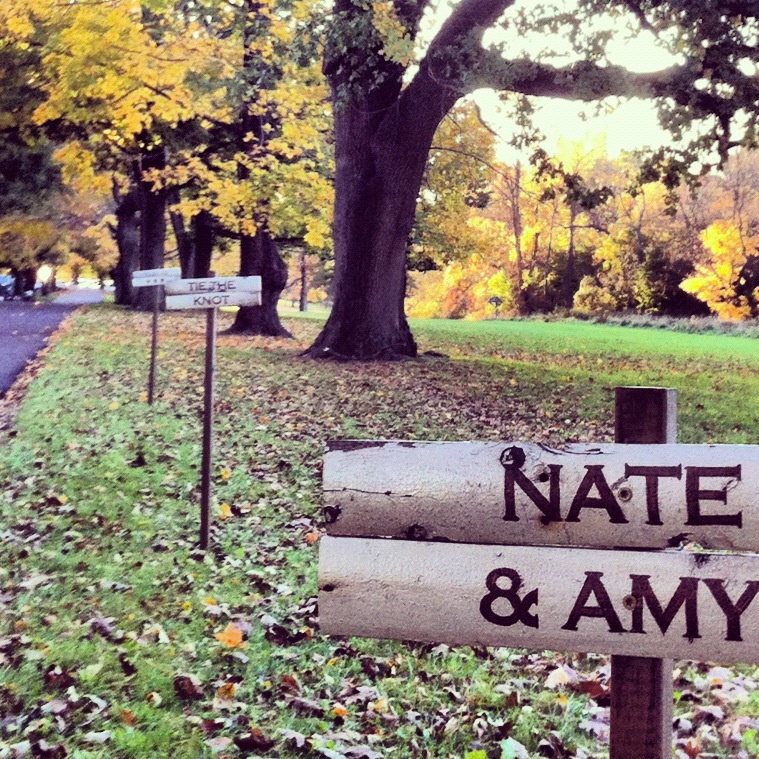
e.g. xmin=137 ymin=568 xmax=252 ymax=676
xmin=279 ymin=729 xmax=306 ymax=748
xmin=44 ymin=665 xmax=76 ymax=691
xmin=145 ymin=691 xmax=162 ymax=707
xmin=120 ymin=709 xmax=137 ymax=726
xmin=281 ymin=674 xmax=301 ymax=696
xmin=204 ymin=736 xmax=232 ymax=752
xmin=344 ymin=747 xmax=383 ymax=759
xmin=215 ymin=623 xmax=246 ymax=648
xmin=500 ymin=737 xmax=529 ymax=759
xmin=31 ymin=740 xmax=67 ymax=757
xmin=216 ymin=682 xmax=238 ymax=701
xmin=234 ymin=728 xmax=276 ymax=752
xmin=218 ymin=503 xmax=233 ymax=520
xmin=174 ymin=674 xmax=204 ymax=701
xmin=286 ymin=697 xmax=323 ymax=716
xmin=41 ymin=699 xmax=68 ymax=715
xmin=83 ymin=731 xmax=111 ymax=744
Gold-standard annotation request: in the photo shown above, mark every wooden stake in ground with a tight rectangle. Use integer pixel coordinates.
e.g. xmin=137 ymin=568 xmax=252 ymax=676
xmin=610 ymin=386 xmax=677 ymax=759
xmin=165 ymin=275 xmax=261 ymax=549
xmin=131 ymin=267 xmax=181 ymax=404
xmin=199 ymin=307 xmax=217 ymax=550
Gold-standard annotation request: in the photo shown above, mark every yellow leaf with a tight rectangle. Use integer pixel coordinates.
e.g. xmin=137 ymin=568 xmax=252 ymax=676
xmin=215 ymin=623 xmax=246 ymax=648
xmin=216 ymin=681 xmax=238 ymax=700
xmin=218 ymin=503 xmax=233 ymax=520
xmin=220 ymin=468 xmax=231 ymax=481
xmin=204 ymin=596 xmax=218 ymax=606
xmin=332 ymin=704 xmax=348 ymax=717
xmin=109 ymin=401 xmax=120 ymax=410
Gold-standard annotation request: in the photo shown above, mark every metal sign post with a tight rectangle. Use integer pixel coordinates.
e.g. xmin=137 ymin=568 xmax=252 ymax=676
xmin=165 ymin=275 xmax=261 ymax=549
xmin=131 ymin=268 xmax=181 ymax=405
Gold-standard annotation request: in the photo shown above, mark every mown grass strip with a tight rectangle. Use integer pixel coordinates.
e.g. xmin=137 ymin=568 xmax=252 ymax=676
xmin=1 ymin=306 xmax=757 ymax=758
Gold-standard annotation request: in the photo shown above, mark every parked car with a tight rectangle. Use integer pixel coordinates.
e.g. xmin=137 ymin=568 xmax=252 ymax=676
xmin=0 ymin=274 xmax=15 ymax=300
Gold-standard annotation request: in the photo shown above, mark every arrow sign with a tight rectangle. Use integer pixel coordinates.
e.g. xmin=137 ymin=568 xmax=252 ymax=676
xmin=131 ymin=268 xmax=181 ymax=287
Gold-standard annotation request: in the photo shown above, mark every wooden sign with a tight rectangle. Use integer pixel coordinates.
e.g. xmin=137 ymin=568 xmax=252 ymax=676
xmin=319 ymin=536 xmax=759 ymax=665
xmin=324 ymin=441 xmax=758 ymax=551
xmin=165 ymin=276 xmax=261 ymax=310
xmin=131 ymin=267 xmax=181 ymax=287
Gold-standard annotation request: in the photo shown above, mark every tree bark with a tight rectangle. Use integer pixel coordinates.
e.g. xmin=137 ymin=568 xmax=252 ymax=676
xmin=193 ymin=211 xmax=214 ymax=278
xmin=563 ymin=200 xmax=579 ymax=308
xmin=226 ymin=229 xmax=292 ymax=336
xmin=133 ymin=145 xmax=167 ymax=311
xmin=169 ymin=189 xmax=194 ymax=277
xmin=170 ymin=195 xmax=214 ymax=279
xmin=111 ymin=183 xmax=141 ymax=306
xmin=306 ymin=65 xmax=456 ymax=359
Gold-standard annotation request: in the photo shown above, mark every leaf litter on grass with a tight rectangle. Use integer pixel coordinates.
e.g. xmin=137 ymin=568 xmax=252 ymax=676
xmin=1 ymin=307 xmax=759 ymax=757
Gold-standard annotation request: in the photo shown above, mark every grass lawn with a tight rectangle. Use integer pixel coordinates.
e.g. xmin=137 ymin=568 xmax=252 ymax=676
xmin=1 ymin=306 xmax=759 ymax=758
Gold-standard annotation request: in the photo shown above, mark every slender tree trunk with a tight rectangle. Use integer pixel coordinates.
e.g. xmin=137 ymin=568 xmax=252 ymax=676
xmin=299 ymin=249 xmax=308 ymax=312
xmin=509 ymin=162 xmax=527 ymax=314
xmin=111 ymin=183 xmax=141 ymax=306
xmin=563 ymin=201 xmax=579 ymax=308
xmin=169 ymin=195 xmax=214 ymax=279
xmin=134 ymin=145 xmax=167 ymax=311
xmin=169 ymin=189 xmax=194 ymax=277
xmin=306 ymin=73 xmax=455 ymax=359
xmin=226 ymin=229 xmax=292 ymax=336
xmin=193 ymin=211 xmax=214 ymax=278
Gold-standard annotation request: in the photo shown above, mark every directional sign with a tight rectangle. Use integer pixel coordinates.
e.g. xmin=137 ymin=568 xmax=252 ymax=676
xmin=164 ymin=276 xmax=260 ymax=295
xmin=165 ymin=290 xmax=261 ymax=310
xmin=319 ymin=536 xmax=759 ymax=665
xmin=323 ymin=441 xmax=759 ymax=551
xmin=131 ymin=267 xmax=181 ymax=287
xmin=165 ymin=276 xmax=261 ymax=310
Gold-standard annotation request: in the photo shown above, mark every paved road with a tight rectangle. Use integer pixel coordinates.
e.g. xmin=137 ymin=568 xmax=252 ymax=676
xmin=0 ymin=288 xmax=104 ymax=396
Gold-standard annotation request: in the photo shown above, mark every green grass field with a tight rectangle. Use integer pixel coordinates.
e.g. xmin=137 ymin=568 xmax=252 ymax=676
xmin=1 ymin=307 xmax=758 ymax=758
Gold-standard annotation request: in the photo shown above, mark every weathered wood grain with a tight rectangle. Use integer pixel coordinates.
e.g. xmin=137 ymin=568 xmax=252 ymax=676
xmin=319 ymin=536 xmax=759 ymax=664
xmin=323 ymin=441 xmax=758 ymax=550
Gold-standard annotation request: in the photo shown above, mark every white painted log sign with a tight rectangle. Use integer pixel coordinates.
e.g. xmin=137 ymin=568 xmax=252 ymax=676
xmin=323 ymin=440 xmax=759 ymax=550
xmin=319 ymin=438 xmax=759 ymax=664
xmin=165 ymin=276 xmax=261 ymax=310
xmin=319 ymin=538 xmax=759 ymax=664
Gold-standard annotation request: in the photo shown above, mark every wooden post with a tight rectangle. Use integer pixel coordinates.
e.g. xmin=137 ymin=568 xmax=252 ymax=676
xmin=147 ymin=285 xmax=160 ymax=405
xmin=610 ymin=386 xmax=677 ymax=759
xmin=199 ymin=307 xmax=217 ymax=549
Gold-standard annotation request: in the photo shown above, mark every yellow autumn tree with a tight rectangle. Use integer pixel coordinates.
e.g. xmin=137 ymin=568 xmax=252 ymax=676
xmin=680 ymin=221 xmax=758 ymax=320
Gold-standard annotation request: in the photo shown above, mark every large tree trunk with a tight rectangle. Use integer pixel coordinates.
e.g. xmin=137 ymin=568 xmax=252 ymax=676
xmin=226 ymin=229 xmax=291 ymax=336
xmin=111 ymin=183 xmax=140 ymax=306
xmin=305 ymin=72 xmax=456 ymax=359
xmin=133 ymin=145 xmax=167 ymax=311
